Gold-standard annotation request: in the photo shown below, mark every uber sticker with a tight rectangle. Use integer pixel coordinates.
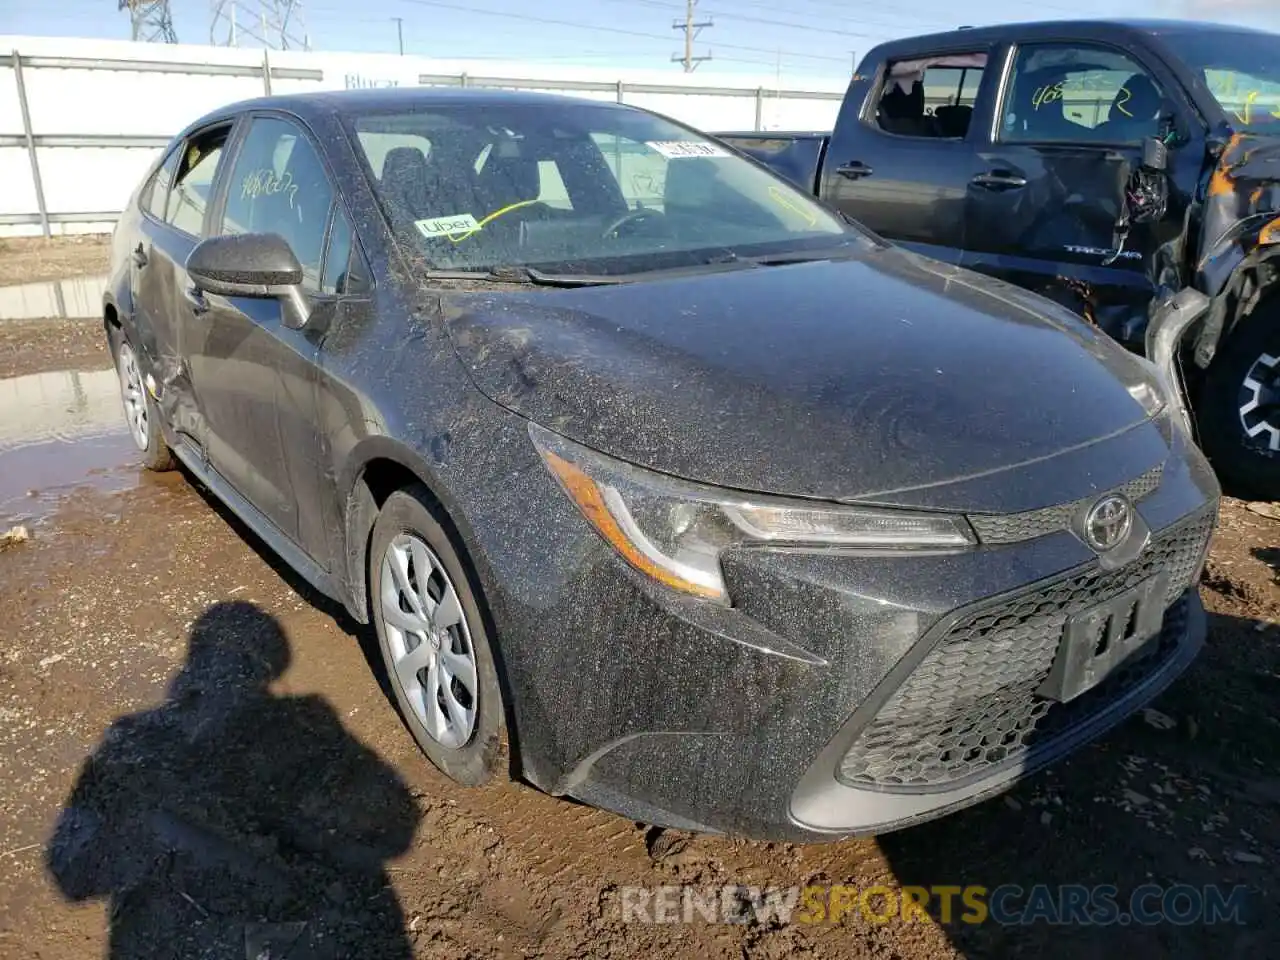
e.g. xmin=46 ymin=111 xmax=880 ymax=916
xmin=645 ymin=140 xmax=729 ymax=159
xmin=415 ymin=214 xmax=480 ymax=239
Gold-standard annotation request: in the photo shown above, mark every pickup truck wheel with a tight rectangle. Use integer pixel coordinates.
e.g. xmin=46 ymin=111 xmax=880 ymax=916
xmin=111 ymin=329 xmax=174 ymax=472
xmin=1198 ymin=310 xmax=1280 ymax=498
xmin=369 ymin=487 xmax=506 ymax=786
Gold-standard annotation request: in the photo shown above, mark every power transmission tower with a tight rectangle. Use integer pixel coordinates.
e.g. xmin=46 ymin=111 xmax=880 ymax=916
xmin=210 ymin=0 xmax=311 ymax=50
xmin=671 ymin=0 xmax=712 ymax=72
xmin=118 ymin=1 xmax=179 ymax=43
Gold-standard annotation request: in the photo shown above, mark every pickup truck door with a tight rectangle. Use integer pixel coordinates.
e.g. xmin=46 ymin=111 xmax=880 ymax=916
xmin=822 ymin=55 xmax=993 ymax=263
xmin=961 ymin=39 xmax=1203 ymax=346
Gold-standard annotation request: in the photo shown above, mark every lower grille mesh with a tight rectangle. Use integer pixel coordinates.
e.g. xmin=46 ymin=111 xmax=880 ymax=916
xmin=837 ymin=508 xmax=1214 ymax=791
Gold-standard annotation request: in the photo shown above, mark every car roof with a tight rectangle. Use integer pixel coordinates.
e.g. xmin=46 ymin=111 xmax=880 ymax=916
xmin=869 ymin=18 xmax=1275 ymax=56
xmin=185 ymin=86 xmax=637 ymax=133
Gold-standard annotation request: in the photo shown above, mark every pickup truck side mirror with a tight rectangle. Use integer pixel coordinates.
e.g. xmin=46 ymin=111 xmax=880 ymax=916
xmin=186 ymin=233 xmax=311 ymax=328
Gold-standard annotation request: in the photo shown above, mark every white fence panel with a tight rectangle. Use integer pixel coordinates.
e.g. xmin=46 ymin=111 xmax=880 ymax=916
xmin=0 ymin=34 xmax=849 ymax=237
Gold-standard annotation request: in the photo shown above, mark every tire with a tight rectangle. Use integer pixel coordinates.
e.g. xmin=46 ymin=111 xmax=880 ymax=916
xmin=368 ymin=486 xmax=505 ymax=786
xmin=1197 ymin=307 xmax=1280 ymax=498
xmin=110 ymin=325 xmax=175 ymax=472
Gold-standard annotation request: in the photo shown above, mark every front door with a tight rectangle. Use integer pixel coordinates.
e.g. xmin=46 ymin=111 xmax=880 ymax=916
xmin=190 ymin=113 xmax=340 ymax=559
xmin=823 ymin=52 xmax=992 ymax=263
xmin=961 ymin=40 xmax=1203 ymax=347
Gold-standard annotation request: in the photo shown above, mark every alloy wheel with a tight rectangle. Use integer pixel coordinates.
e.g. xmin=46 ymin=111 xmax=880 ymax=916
xmin=1238 ymin=351 xmax=1280 ymax=453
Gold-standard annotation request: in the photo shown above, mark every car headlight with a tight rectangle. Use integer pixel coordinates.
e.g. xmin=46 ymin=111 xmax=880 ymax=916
xmin=530 ymin=423 xmax=975 ymax=604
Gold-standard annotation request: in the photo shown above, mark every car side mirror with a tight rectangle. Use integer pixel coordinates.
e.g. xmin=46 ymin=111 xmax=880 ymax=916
xmin=186 ymin=233 xmax=311 ymax=328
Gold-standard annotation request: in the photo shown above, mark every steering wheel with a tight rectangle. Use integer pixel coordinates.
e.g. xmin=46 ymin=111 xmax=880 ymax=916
xmin=602 ymin=207 xmax=665 ymax=239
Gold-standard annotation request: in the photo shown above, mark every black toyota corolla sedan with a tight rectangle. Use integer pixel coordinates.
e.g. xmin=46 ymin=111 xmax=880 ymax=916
xmin=104 ymin=88 xmax=1219 ymax=840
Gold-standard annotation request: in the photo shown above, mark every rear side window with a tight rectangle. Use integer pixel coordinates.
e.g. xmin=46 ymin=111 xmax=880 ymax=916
xmin=220 ymin=116 xmax=336 ymax=291
xmin=999 ymin=43 xmax=1167 ymax=144
xmin=167 ymin=126 xmax=230 ymax=236
xmin=143 ymin=146 xmax=180 ymax=221
xmin=873 ymin=54 xmax=988 ymax=139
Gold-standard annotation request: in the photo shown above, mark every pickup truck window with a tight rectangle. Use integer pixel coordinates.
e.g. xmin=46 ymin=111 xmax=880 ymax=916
xmin=875 ymin=54 xmax=987 ymax=139
xmin=1159 ymin=29 xmax=1280 ymax=134
xmin=1000 ymin=44 xmax=1165 ymax=145
xmin=351 ymin=103 xmax=857 ymax=276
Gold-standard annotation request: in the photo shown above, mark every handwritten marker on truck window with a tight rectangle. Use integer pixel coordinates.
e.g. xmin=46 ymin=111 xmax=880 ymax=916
xmin=646 ymin=141 xmax=730 ymax=159
xmin=415 ymin=214 xmax=481 ymax=240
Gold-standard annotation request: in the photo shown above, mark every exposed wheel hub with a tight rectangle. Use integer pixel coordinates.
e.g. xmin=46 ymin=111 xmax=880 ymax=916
xmin=1238 ymin=352 xmax=1280 ymax=453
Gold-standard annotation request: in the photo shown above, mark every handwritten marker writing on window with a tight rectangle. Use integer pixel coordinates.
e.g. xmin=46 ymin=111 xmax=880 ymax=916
xmin=241 ymin=169 xmax=298 ymax=210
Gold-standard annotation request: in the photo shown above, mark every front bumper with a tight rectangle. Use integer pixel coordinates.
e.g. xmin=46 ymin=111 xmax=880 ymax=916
xmin=466 ymin=413 xmax=1219 ymax=842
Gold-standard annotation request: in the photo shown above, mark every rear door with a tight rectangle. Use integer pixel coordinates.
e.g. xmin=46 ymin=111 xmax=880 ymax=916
xmin=822 ymin=49 xmax=993 ymax=263
xmin=961 ymin=38 xmax=1204 ymax=345
xmin=191 ymin=112 xmax=349 ymax=562
xmin=134 ymin=122 xmax=235 ymax=447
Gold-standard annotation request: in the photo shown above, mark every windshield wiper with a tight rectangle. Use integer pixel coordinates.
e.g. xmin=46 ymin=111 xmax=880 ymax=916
xmin=421 ymin=265 xmax=629 ymax=287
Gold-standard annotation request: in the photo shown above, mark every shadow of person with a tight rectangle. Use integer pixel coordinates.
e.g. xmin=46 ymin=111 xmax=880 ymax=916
xmin=46 ymin=601 xmax=420 ymax=960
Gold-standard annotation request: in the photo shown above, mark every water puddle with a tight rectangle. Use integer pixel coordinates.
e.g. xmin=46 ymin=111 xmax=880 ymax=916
xmin=0 ymin=273 xmax=108 ymax=321
xmin=0 ymin=368 xmax=141 ymax=525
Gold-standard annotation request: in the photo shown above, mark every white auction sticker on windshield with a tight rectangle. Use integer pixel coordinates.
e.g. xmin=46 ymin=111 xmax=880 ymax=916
xmin=645 ymin=140 xmax=729 ymax=159
xmin=415 ymin=214 xmax=480 ymax=239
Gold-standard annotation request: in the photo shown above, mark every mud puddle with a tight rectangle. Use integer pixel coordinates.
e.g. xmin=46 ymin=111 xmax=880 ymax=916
xmin=0 ymin=367 xmax=139 ymax=526
xmin=0 ymin=273 xmax=107 ymax=321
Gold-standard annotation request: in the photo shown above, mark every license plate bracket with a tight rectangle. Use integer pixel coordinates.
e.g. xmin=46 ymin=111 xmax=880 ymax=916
xmin=1039 ymin=574 xmax=1170 ymax=703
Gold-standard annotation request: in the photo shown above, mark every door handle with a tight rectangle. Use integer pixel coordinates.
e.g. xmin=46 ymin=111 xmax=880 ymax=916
xmin=835 ymin=161 xmax=874 ymax=180
xmin=131 ymin=243 xmax=148 ymax=268
xmin=183 ymin=284 xmax=209 ymax=315
xmin=971 ymin=170 xmax=1028 ymax=190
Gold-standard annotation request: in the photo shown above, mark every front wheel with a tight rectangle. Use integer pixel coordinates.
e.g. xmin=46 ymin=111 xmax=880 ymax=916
xmin=368 ymin=486 xmax=506 ymax=786
xmin=1197 ymin=309 xmax=1280 ymax=498
xmin=111 ymin=328 xmax=174 ymax=472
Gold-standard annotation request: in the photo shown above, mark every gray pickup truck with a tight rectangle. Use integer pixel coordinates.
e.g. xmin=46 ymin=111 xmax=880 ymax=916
xmin=720 ymin=18 xmax=1280 ymax=496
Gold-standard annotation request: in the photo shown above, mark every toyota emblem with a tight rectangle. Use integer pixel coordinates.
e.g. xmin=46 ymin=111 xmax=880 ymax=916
xmin=1084 ymin=494 xmax=1133 ymax=553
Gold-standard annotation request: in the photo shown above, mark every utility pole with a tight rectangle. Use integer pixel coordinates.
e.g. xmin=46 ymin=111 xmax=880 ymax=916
xmin=850 ymin=50 xmax=858 ymax=73
xmin=393 ymin=16 xmax=404 ymax=55
xmin=671 ymin=0 xmax=712 ymax=73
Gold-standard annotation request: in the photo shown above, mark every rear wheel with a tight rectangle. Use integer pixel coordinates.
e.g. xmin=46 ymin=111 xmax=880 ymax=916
xmin=368 ymin=487 xmax=505 ymax=785
xmin=1198 ymin=308 xmax=1280 ymax=498
xmin=111 ymin=327 xmax=174 ymax=472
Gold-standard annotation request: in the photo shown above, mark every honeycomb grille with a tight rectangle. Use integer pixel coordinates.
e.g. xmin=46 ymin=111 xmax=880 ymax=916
xmin=968 ymin=464 xmax=1165 ymax=545
xmin=837 ymin=507 xmax=1213 ymax=792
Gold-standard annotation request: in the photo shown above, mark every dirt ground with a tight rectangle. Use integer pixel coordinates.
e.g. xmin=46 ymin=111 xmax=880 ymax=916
xmin=0 ymin=236 xmax=111 ymax=288
xmin=0 ymin=239 xmax=1277 ymax=959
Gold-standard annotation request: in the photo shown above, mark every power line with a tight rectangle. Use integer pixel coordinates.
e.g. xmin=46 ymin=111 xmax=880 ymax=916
xmin=395 ymin=0 xmax=852 ymax=63
xmin=673 ymin=0 xmax=712 ymax=72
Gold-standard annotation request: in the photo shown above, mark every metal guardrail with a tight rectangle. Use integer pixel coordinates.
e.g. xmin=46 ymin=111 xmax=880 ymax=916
xmin=2 ymin=49 xmax=842 ymax=237
xmin=2 ymin=49 xmax=323 ymax=237
xmin=417 ymin=72 xmax=843 ymax=131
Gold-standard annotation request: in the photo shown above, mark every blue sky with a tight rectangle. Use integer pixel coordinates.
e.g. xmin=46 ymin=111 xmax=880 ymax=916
xmin=2 ymin=0 xmax=1278 ymax=79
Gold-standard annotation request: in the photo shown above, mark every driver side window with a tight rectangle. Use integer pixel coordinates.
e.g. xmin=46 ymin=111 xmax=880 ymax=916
xmin=220 ymin=116 xmax=335 ymax=291
xmin=1000 ymin=43 xmax=1166 ymax=145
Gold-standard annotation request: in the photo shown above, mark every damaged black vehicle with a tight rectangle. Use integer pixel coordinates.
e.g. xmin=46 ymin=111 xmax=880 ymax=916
xmin=721 ymin=20 xmax=1280 ymax=496
xmin=104 ymin=88 xmax=1218 ymax=840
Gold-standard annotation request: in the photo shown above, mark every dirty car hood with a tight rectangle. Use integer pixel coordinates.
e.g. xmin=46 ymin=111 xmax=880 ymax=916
xmin=443 ymin=247 xmax=1163 ymax=508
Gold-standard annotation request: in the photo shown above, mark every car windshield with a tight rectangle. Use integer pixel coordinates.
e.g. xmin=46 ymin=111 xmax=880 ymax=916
xmin=1161 ymin=29 xmax=1280 ymax=134
xmin=346 ymin=101 xmax=859 ymax=276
